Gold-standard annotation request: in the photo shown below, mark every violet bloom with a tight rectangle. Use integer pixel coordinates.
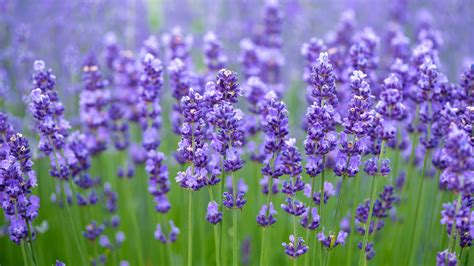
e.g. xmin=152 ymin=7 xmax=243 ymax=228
xmin=439 ymin=124 xmax=473 ymax=194
xmin=440 ymin=196 xmax=473 ymax=248
xmin=436 ymin=250 xmax=457 ymax=266
xmin=168 ymin=58 xmax=191 ymax=136
xmin=358 ymin=241 xmax=375 ymax=260
xmin=311 ymin=181 xmax=336 ymax=205
xmin=304 ymin=53 xmax=339 ymax=178
xmin=83 ymin=221 xmax=105 ymax=241
xmin=203 ymin=32 xmax=227 ymax=79
xmin=162 ymin=27 xmax=192 ymax=63
xmin=239 ymin=38 xmax=261 ymax=80
xmin=257 ymin=202 xmax=277 ymax=227
xmin=154 ymin=220 xmax=180 ymax=244
xmin=349 ymin=28 xmax=379 ymax=77
xmin=300 ymin=207 xmax=320 ymax=230
xmin=0 ymin=125 xmax=39 ymax=244
xmin=281 ymin=197 xmax=306 ymax=216
xmin=79 ymin=57 xmax=110 ymax=155
xmin=206 ymin=201 xmax=222 ymax=225
xmin=318 ymin=230 xmax=348 ymax=249
xmin=137 ymin=53 xmax=172 ymax=214
xmin=175 ymin=88 xmax=209 ymax=191
xmin=29 ymin=61 xmax=71 ymax=181
xmin=282 ymin=235 xmax=308 ymax=258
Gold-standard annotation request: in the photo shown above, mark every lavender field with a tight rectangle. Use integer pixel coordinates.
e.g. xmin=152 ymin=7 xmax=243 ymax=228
xmin=0 ymin=0 xmax=473 ymax=265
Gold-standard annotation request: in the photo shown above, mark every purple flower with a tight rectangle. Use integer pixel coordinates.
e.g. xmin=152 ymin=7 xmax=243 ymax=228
xmin=83 ymin=221 xmax=105 ymax=241
xmin=312 ymin=181 xmax=335 ymax=205
xmin=358 ymin=241 xmax=375 ymax=260
xmin=300 ymin=207 xmax=320 ymax=230
xmin=80 ymin=57 xmax=110 ymax=155
xmin=206 ymin=201 xmax=222 ymax=225
xmin=436 ymin=249 xmax=457 ymax=266
xmin=281 ymin=197 xmax=306 ymax=216
xmin=318 ymin=230 xmax=348 ymax=249
xmin=282 ymin=235 xmax=308 ymax=258
xmin=257 ymin=202 xmax=277 ymax=227
xmin=203 ymin=32 xmax=227 ymax=75
xmin=223 ymin=191 xmax=247 ymax=209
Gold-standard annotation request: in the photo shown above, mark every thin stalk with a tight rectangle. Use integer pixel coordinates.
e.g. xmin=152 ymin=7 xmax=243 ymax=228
xmin=406 ymin=149 xmax=431 ymax=265
xmin=319 ymin=166 xmax=326 ymax=266
xmin=188 ymin=190 xmax=194 ymax=266
xmin=260 ymin=176 xmax=274 ymax=266
xmin=26 ymin=221 xmax=38 ymax=266
xmin=447 ymin=193 xmax=463 ymax=263
xmin=208 ymin=186 xmax=221 ymax=266
xmin=21 ymin=242 xmax=29 ymax=266
xmin=61 ymin=182 xmax=87 ymax=265
xmin=358 ymin=141 xmax=385 ymax=266
xmin=305 ymin=174 xmax=317 ymax=266
xmin=293 ymin=214 xmax=297 ymax=266
xmin=332 ymin=175 xmax=347 ymax=230
xmin=346 ymin=173 xmax=362 ymax=266
xmin=422 ymin=170 xmax=441 ymax=265
xmin=232 ymin=173 xmax=238 ymax=266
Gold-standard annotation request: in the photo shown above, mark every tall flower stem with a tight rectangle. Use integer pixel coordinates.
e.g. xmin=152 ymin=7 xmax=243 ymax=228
xmin=219 ymin=160 xmax=226 ymax=265
xmin=293 ymin=214 xmax=297 ymax=266
xmin=358 ymin=140 xmax=385 ymax=266
xmin=327 ymin=175 xmax=347 ymax=266
xmin=305 ymin=174 xmax=318 ymax=266
xmin=406 ymin=150 xmax=430 ymax=265
xmin=188 ymin=190 xmax=194 ymax=266
xmin=21 ymin=242 xmax=28 ymax=266
xmin=319 ymin=165 xmax=326 ymax=266
xmin=232 ymin=173 xmax=238 ymax=266
xmin=346 ymin=173 xmax=361 ymax=266
xmin=61 ymin=181 xmax=87 ymax=266
xmin=208 ymin=186 xmax=221 ymax=266
xmin=447 ymin=193 xmax=463 ymax=256
xmin=26 ymin=221 xmax=38 ymax=266
xmin=422 ymin=170 xmax=441 ymax=265
xmin=260 ymin=176 xmax=274 ymax=266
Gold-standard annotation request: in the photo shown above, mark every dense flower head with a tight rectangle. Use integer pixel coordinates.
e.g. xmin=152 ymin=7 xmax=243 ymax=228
xmin=436 ymin=249 xmax=458 ymax=266
xmin=0 ymin=125 xmax=39 ymax=244
xmin=358 ymin=241 xmax=375 ymax=260
xmin=439 ymin=124 xmax=473 ymax=194
xmin=311 ymin=181 xmax=336 ymax=205
xmin=244 ymin=76 xmax=268 ymax=115
xmin=300 ymin=207 xmax=320 ymax=230
xmin=309 ymin=52 xmax=338 ymax=105
xmin=349 ymin=28 xmax=379 ymax=74
xmin=373 ymin=186 xmax=397 ymax=218
xmin=459 ymin=64 xmax=474 ymax=105
xmin=209 ymin=102 xmax=244 ymax=161
xmin=255 ymin=0 xmax=283 ymax=49
xmin=83 ymin=221 xmax=105 ymax=241
xmin=281 ymin=197 xmax=306 ymax=216
xmin=29 ymin=61 xmax=71 ymax=180
xmin=215 ymin=69 xmax=241 ymax=104
xmin=239 ymin=38 xmax=261 ymax=79
xmin=261 ymin=98 xmax=289 ymax=154
xmin=206 ymin=201 xmax=222 ymax=225
xmin=304 ymin=103 xmax=338 ymax=157
xmin=139 ymin=53 xmax=163 ymax=103
xmin=257 ymin=202 xmax=277 ymax=227
xmin=278 ymin=139 xmax=302 ymax=177
xmin=301 ymin=38 xmax=327 ymax=82
xmin=223 ymin=191 xmax=247 ymax=209
xmin=203 ymin=32 xmax=227 ymax=73
xmin=318 ymin=230 xmax=348 ymax=249
xmin=162 ymin=27 xmax=192 ymax=62
xmin=154 ymin=220 xmax=180 ymax=244
xmin=376 ymin=74 xmax=406 ymax=121
xmin=282 ymin=235 xmax=308 ymax=258
xmin=440 ymin=195 xmax=473 ymax=247
xmin=80 ymin=57 xmax=110 ymax=155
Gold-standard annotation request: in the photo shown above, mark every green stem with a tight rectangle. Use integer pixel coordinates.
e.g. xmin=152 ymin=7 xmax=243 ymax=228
xmin=358 ymin=141 xmax=385 ymax=266
xmin=61 ymin=182 xmax=87 ymax=265
xmin=447 ymin=193 xmax=463 ymax=262
xmin=260 ymin=177 xmax=274 ymax=266
xmin=188 ymin=191 xmax=193 ymax=266
xmin=346 ymin=172 xmax=361 ymax=266
xmin=208 ymin=186 xmax=221 ymax=266
xmin=422 ymin=170 xmax=441 ymax=265
xmin=293 ymin=214 xmax=297 ymax=266
xmin=21 ymin=242 xmax=29 ymax=266
xmin=319 ymin=165 xmax=326 ymax=266
xmin=232 ymin=173 xmax=238 ymax=266
xmin=406 ymin=150 xmax=430 ymax=265
xmin=26 ymin=221 xmax=38 ymax=266
xmin=306 ymin=174 xmax=318 ymax=266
